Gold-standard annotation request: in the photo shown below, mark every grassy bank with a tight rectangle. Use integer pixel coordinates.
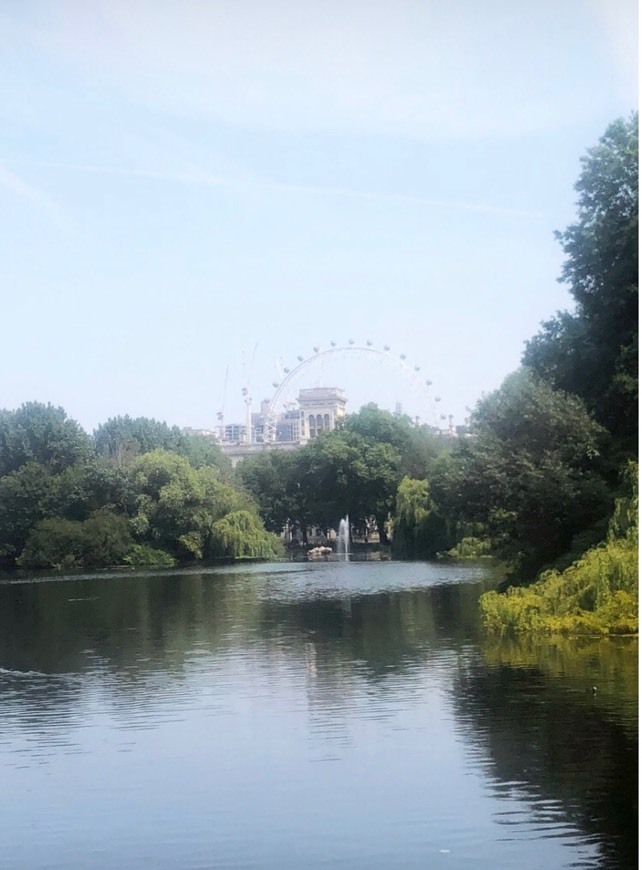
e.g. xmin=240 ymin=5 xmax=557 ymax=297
xmin=479 ymin=467 xmax=638 ymax=636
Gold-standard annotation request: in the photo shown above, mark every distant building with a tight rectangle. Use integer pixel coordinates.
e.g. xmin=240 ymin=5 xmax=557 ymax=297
xmin=223 ymin=423 xmax=247 ymax=443
xmin=192 ymin=383 xmax=468 ymax=463
xmin=297 ymin=387 xmax=347 ymax=441
xmin=182 ymin=427 xmax=218 ymax=438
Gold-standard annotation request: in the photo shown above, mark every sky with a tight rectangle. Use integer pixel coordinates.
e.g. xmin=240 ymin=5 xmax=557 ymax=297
xmin=0 ymin=0 xmax=638 ymax=434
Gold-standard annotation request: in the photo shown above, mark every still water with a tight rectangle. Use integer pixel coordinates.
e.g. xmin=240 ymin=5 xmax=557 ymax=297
xmin=0 ymin=561 xmax=637 ymax=869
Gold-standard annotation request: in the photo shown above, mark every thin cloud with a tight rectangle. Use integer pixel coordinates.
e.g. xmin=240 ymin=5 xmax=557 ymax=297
xmin=3 ymin=158 xmax=545 ymax=219
xmin=0 ymin=163 xmax=76 ymax=235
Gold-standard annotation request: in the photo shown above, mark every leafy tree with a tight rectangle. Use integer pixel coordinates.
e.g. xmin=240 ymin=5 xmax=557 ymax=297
xmin=0 ymin=402 xmax=91 ymax=477
xmin=93 ymin=416 xmax=187 ymax=466
xmin=81 ymin=510 xmax=134 ymax=567
xmin=18 ymin=510 xmax=134 ymax=570
xmin=392 ymin=477 xmax=451 ymax=559
xmin=430 ymin=369 xmax=610 ymax=578
xmin=51 ymin=458 xmax=129 ymax=521
xmin=209 ymin=510 xmax=283 ymax=559
xmin=341 ymin=403 xmax=445 ymax=479
xmin=298 ymin=429 xmax=402 ymax=542
xmin=0 ymin=463 xmax=56 ymax=565
xmin=17 ymin=517 xmax=86 ymax=569
xmin=524 ymin=114 xmax=638 ymax=452
xmin=127 ymin=449 xmax=255 ymax=560
xmin=235 ymin=449 xmax=304 ymax=533
xmin=180 ymin=433 xmax=232 ymax=477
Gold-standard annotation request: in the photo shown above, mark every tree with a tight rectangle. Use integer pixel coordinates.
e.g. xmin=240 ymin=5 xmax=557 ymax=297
xmin=0 ymin=462 xmax=56 ymax=565
xmin=127 ymin=449 xmax=256 ymax=560
xmin=298 ymin=428 xmax=402 ymax=542
xmin=209 ymin=510 xmax=282 ymax=560
xmin=180 ymin=433 xmax=232 ymax=477
xmin=392 ymin=477 xmax=451 ymax=559
xmin=51 ymin=458 xmax=129 ymax=521
xmin=18 ymin=510 xmax=134 ymax=570
xmin=235 ymin=449 xmax=304 ymax=533
xmin=430 ymin=369 xmax=611 ymax=578
xmin=524 ymin=113 xmax=638 ymax=452
xmin=93 ymin=416 xmax=187 ymax=466
xmin=0 ymin=402 xmax=91 ymax=477
xmin=341 ymin=403 xmax=445 ymax=479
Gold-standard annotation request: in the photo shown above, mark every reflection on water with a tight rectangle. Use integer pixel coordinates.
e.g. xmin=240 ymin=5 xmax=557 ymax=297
xmin=0 ymin=561 xmax=636 ymax=869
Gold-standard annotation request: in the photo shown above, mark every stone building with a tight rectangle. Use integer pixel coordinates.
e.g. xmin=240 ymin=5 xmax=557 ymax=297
xmin=297 ymin=387 xmax=347 ymax=441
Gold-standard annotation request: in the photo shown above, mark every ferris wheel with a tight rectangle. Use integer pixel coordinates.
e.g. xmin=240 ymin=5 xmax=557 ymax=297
xmin=262 ymin=340 xmax=445 ymax=443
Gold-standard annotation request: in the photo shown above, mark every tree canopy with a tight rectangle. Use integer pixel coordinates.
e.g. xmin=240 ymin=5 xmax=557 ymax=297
xmin=524 ymin=113 xmax=638 ymax=453
xmin=430 ymin=369 xmax=610 ymax=577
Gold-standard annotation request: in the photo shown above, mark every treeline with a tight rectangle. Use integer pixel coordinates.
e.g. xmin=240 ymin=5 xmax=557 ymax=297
xmin=236 ymin=403 xmax=453 ymax=552
xmin=237 ymin=114 xmax=639 ymax=634
xmin=432 ymin=114 xmax=638 ymax=632
xmin=1 ymin=115 xmax=636 ymax=634
xmin=0 ymin=409 xmax=281 ymax=570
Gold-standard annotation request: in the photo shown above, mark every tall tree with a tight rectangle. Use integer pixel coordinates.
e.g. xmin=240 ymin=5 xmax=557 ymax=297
xmin=0 ymin=402 xmax=91 ymax=477
xmin=235 ymin=449 xmax=304 ymax=533
xmin=93 ymin=416 xmax=187 ymax=466
xmin=524 ymin=113 xmax=638 ymax=452
xmin=126 ymin=449 xmax=255 ymax=560
xmin=430 ymin=369 xmax=610 ymax=578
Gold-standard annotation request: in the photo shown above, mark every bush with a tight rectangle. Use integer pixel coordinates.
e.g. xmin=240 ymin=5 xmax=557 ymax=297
xmin=480 ymin=462 xmax=638 ymax=636
xmin=19 ymin=510 xmax=134 ymax=569
xmin=209 ymin=510 xmax=283 ymax=560
xmin=122 ymin=544 xmax=175 ymax=567
xmin=18 ymin=518 xmax=85 ymax=569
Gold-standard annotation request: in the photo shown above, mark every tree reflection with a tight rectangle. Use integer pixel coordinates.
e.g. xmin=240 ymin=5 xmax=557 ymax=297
xmin=451 ymin=635 xmax=638 ymax=870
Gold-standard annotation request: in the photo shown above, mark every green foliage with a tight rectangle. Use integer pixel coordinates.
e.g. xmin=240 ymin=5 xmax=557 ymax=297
xmin=392 ymin=477 xmax=451 ymax=559
xmin=180 ymin=433 xmax=232 ymax=477
xmin=0 ymin=404 xmax=285 ymax=570
xmin=446 ymin=536 xmax=492 ymax=559
xmin=18 ymin=518 xmax=86 ymax=569
xmin=524 ymin=114 xmax=638 ymax=452
xmin=430 ymin=369 xmax=610 ymax=578
xmin=18 ymin=510 xmax=134 ymax=570
xmin=127 ymin=449 xmax=256 ymax=560
xmin=209 ymin=510 xmax=283 ymax=560
xmin=341 ymin=404 xmax=446 ymax=479
xmin=93 ymin=416 xmax=187 ymax=466
xmin=51 ymin=458 xmax=129 ymax=521
xmin=0 ymin=402 xmax=91 ymax=477
xmin=480 ymin=467 xmax=638 ymax=635
xmin=236 ymin=449 xmax=303 ymax=532
xmin=0 ymin=462 xmax=56 ymax=562
xmin=122 ymin=544 xmax=175 ymax=567
xmin=299 ymin=428 xmax=401 ymax=541
xmin=81 ymin=510 xmax=134 ymax=567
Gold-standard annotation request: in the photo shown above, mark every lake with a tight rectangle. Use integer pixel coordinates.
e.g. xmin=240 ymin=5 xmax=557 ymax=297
xmin=0 ymin=560 xmax=637 ymax=869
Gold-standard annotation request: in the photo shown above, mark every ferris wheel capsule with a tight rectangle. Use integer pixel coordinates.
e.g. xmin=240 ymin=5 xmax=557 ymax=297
xmin=272 ymin=382 xmax=279 ymax=388
xmin=297 ymin=355 xmax=304 ymax=362
xmin=366 ymin=340 xmax=372 ymax=346
xmin=284 ymin=367 xmax=290 ymax=373
xmin=425 ymin=380 xmax=432 ymax=386
xmin=435 ymin=396 xmax=441 ymax=402
xmin=313 ymin=346 xmax=319 ymax=353
xmin=349 ymin=339 xmax=354 ymax=345
xmin=330 ymin=341 xmax=336 ymax=347
xmin=400 ymin=354 xmax=406 ymax=360
xmin=384 ymin=345 xmax=390 ymax=351
xmin=414 ymin=366 xmax=420 ymax=372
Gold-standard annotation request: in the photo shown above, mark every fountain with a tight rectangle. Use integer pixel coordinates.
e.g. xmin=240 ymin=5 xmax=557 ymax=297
xmin=337 ymin=515 xmax=350 ymax=561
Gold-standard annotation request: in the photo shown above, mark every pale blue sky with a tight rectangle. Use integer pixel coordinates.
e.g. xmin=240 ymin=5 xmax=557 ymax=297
xmin=0 ymin=0 xmax=637 ymax=432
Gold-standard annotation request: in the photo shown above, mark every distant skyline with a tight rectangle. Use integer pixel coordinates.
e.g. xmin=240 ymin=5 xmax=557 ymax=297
xmin=0 ymin=0 xmax=637 ymax=433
